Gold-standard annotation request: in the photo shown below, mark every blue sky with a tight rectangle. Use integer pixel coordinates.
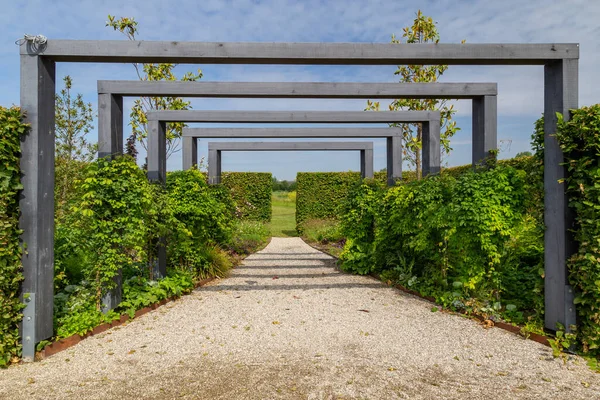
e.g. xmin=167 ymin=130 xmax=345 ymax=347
xmin=2 ymin=0 xmax=599 ymax=180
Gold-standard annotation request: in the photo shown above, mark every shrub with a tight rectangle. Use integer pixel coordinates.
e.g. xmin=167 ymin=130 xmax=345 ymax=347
xmin=221 ymin=172 xmax=272 ymax=222
xmin=0 ymin=106 xmax=28 ymax=366
xmin=555 ymin=105 xmax=600 ymax=355
xmin=61 ymin=156 xmax=155 ymax=309
xmin=340 ymin=165 xmax=544 ymax=323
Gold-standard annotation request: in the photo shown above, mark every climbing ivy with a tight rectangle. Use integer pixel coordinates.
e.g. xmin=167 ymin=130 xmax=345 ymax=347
xmin=555 ymin=105 xmax=600 ymax=356
xmin=0 ymin=106 xmax=28 ymax=367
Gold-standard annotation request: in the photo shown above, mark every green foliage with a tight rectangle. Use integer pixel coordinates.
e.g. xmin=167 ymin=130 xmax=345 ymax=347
xmin=54 ymin=284 xmax=120 ymax=339
xmin=106 ymin=15 xmax=202 ymax=158
xmin=55 ymin=75 xmax=96 ymax=223
xmin=119 ymin=271 xmax=194 ymax=318
xmin=221 ymin=172 xmax=272 ymax=222
xmin=0 ymin=106 xmax=28 ymax=367
xmin=65 ymin=156 xmax=154 ymax=309
xmin=340 ymin=164 xmax=544 ymax=324
xmin=228 ymin=220 xmax=271 ymax=255
xmin=296 ymin=172 xmax=367 ymax=232
xmin=366 ymin=10 xmax=461 ymax=178
xmin=167 ymin=170 xmax=233 ymax=244
xmin=301 ymin=219 xmax=344 ymax=245
xmin=554 ymin=105 xmax=600 ymax=356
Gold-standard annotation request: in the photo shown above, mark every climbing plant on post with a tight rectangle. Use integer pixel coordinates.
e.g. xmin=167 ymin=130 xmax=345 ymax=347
xmin=366 ymin=10 xmax=460 ymax=178
xmin=106 ymin=15 xmax=203 ymax=160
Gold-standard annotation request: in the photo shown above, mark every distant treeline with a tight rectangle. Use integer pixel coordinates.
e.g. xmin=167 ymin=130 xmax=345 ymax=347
xmin=272 ymin=177 xmax=297 ymax=192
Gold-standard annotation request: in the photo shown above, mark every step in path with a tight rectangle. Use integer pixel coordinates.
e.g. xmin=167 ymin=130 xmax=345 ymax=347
xmin=1 ymin=237 xmax=599 ymax=399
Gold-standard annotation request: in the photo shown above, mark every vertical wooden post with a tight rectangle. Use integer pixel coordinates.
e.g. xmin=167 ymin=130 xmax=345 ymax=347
xmin=422 ymin=120 xmax=441 ymax=176
xmin=147 ymin=120 xmax=167 ymax=183
xmin=472 ymin=95 xmax=498 ymax=166
xmin=98 ymin=95 xmax=124 ymax=311
xmin=147 ymin=119 xmax=167 ymax=278
xmin=208 ymin=149 xmax=218 ymax=184
xmin=544 ymin=59 xmax=578 ymax=331
xmin=363 ymin=148 xmax=374 ymax=179
xmin=386 ymin=135 xmax=402 ymax=186
xmin=19 ymin=54 xmax=56 ymax=361
xmin=97 ymin=93 xmax=123 ymax=158
xmin=182 ymin=137 xmax=198 ymax=170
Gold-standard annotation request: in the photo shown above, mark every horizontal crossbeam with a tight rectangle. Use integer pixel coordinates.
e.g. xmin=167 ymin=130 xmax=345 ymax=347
xmin=147 ymin=110 xmax=440 ymax=123
xmin=208 ymin=141 xmax=373 ymax=151
xmin=98 ymin=81 xmax=497 ymax=99
xmin=25 ymin=41 xmax=578 ymax=65
xmin=183 ymin=127 xmax=401 ymax=138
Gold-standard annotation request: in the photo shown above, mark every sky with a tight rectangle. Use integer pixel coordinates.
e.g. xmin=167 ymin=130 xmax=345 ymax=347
xmin=2 ymin=0 xmax=599 ymax=180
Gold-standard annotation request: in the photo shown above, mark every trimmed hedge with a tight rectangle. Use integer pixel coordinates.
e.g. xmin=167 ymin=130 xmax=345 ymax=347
xmin=0 ymin=106 xmax=28 ymax=367
xmin=295 ymin=158 xmax=537 ymax=233
xmin=221 ymin=172 xmax=272 ymax=222
xmin=296 ymin=172 xmax=364 ymax=232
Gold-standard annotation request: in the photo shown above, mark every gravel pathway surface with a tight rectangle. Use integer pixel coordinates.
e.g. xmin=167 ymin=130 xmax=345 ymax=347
xmin=1 ymin=237 xmax=599 ymax=399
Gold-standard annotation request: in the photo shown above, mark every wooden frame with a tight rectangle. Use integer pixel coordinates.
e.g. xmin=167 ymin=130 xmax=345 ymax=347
xmin=205 ymin=141 xmax=375 ymax=184
xmin=19 ymin=39 xmax=579 ymax=360
xmin=146 ymin=110 xmax=441 ymax=185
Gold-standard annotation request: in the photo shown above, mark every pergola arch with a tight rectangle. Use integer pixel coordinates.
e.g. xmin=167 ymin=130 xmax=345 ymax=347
xmin=18 ymin=39 xmax=578 ymax=361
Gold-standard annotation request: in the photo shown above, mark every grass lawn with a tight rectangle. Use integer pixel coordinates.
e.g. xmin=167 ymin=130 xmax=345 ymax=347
xmin=269 ymin=191 xmax=298 ymax=237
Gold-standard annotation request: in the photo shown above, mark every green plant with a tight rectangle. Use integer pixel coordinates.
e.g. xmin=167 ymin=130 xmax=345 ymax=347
xmin=301 ymin=219 xmax=344 ymax=244
xmin=66 ymin=156 xmax=154 ymax=309
xmin=0 ymin=106 xmax=28 ymax=367
xmin=555 ymin=105 xmax=600 ymax=357
xmin=221 ymin=172 xmax=272 ymax=222
xmin=106 ymin=15 xmax=202 ymax=158
xmin=340 ymin=162 xmax=544 ymax=324
xmin=548 ymin=323 xmax=577 ymax=362
xmin=228 ymin=220 xmax=270 ymax=255
xmin=366 ymin=10 xmax=461 ymax=178
xmin=118 ymin=272 xmax=195 ymax=318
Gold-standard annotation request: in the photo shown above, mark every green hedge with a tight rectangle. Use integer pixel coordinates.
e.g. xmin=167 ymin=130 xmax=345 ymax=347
xmin=0 ymin=107 xmax=28 ymax=366
xmin=295 ymin=159 xmax=537 ymax=233
xmin=221 ymin=172 xmax=272 ymax=222
xmin=296 ymin=172 xmax=363 ymax=232
xmin=555 ymin=105 xmax=600 ymax=356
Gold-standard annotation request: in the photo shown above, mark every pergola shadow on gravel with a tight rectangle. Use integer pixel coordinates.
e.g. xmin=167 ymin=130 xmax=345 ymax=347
xmin=205 ymin=141 xmax=375 ymax=184
xmin=19 ymin=39 xmax=578 ymax=361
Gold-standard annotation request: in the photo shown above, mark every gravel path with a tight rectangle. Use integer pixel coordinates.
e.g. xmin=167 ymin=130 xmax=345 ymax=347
xmin=1 ymin=237 xmax=599 ymax=399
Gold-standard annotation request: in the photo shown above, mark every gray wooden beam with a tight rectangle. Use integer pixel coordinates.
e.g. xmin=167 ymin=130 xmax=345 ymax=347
xmin=182 ymin=137 xmax=198 ymax=170
xmin=386 ymin=136 xmax=402 ymax=185
xmin=98 ymin=81 xmax=497 ymax=99
xmin=25 ymin=41 xmax=578 ymax=65
xmin=544 ymin=59 xmax=578 ymax=332
xmin=207 ymin=141 xmax=374 ymax=151
xmin=97 ymin=93 xmax=123 ymax=158
xmin=207 ymin=142 xmax=374 ymax=183
xmin=183 ymin=127 xmax=402 ymax=138
xmin=472 ymin=95 xmax=498 ymax=166
xmin=19 ymin=54 xmax=56 ymax=361
xmin=422 ymin=120 xmax=441 ymax=176
xmin=148 ymin=110 xmax=439 ymax=123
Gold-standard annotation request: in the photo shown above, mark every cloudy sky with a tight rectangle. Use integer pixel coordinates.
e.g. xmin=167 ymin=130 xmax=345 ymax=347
xmin=2 ymin=0 xmax=599 ymax=179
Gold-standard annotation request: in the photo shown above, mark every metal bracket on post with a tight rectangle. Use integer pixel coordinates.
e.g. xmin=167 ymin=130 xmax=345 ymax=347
xmin=22 ymin=293 xmax=36 ymax=362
